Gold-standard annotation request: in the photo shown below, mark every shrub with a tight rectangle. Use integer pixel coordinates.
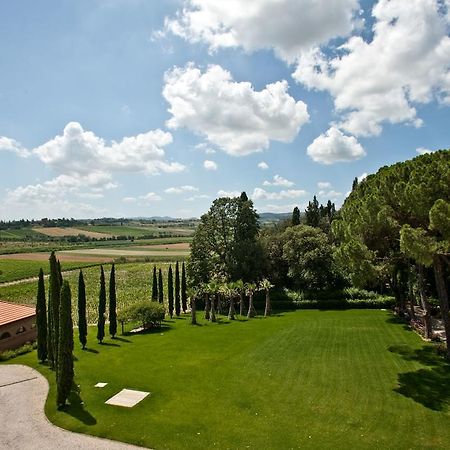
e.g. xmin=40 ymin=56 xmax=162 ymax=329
xmin=118 ymin=301 xmax=165 ymax=330
xmin=0 ymin=342 xmax=37 ymax=361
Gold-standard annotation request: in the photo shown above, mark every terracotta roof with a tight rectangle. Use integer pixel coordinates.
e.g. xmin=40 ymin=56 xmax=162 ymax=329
xmin=0 ymin=301 xmax=35 ymax=327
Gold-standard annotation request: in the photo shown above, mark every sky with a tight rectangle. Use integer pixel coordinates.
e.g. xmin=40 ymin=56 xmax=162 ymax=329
xmin=1 ymin=0 xmax=449 ymax=220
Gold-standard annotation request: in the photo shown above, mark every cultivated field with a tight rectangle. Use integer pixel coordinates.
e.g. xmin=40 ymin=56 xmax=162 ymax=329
xmin=33 ymin=227 xmax=111 ymax=239
xmin=77 ymin=225 xmax=195 ymax=238
xmin=5 ymin=310 xmax=450 ymax=449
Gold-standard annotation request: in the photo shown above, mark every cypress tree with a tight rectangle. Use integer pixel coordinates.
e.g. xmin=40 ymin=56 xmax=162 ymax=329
xmin=292 ymin=206 xmax=300 ymax=225
xmin=109 ymin=263 xmax=117 ymax=338
xmin=49 ymin=251 xmax=61 ymax=369
xmin=151 ymin=265 xmax=158 ymax=301
xmin=97 ymin=266 xmax=106 ymax=344
xmin=175 ymin=262 xmax=181 ymax=316
xmin=168 ymin=265 xmax=174 ymax=318
xmin=56 ymin=280 xmax=74 ymax=408
xmin=181 ymin=262 xmax=187 ymax=313
xmin=158 ymin=268 xmax=164 ymax=304
xmin=78 ymin=270 xmax=87 ymax=350
xmin=57 ymin=259 xmax=63 ymax=286
xmin=36 ymin=268 xmax=47 ymax=362
xmin=47 ymin=285 xmax=54 ymax=367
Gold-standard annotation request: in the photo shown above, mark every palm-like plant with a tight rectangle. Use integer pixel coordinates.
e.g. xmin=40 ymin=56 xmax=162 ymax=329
xmin=225 ymin=282 xmax=238 ymax=320
xmin=245 ymin=282 xmax=257 ymax=318
xmin=234 ymin=279 xmax=245 ymax=316
xmin=187 ymin=286 xmax=197 ymax=325
xmin=259 ymin=278 xmax=274 ymax=317
xmin=205 ymin=280 xmax=219 ymax=322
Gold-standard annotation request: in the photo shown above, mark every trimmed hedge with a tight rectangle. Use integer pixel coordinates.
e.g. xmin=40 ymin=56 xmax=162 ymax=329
xmin=293 ymin=297 xmax=395 ymax=310
xmin=118 ymin=301 xmax=165 ymax=330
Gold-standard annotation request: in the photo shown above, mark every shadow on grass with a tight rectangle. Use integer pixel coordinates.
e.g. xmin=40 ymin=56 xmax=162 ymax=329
xmin=113 ymin=336 xmax=131 ymax=343
xmin=83 ymin=347 xmax=99 ymax=354
xmin=65 ymin=383 xmax=97 ymax=426
xmin=389 ymin=344 xmax=450 ymax=411
xmin=99 ymin=342 xmax=120 ymax=347
xmin=385 ymin=315 xmax=412 ymax=332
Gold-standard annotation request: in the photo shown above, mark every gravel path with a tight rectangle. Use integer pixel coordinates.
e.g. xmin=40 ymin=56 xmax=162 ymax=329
xmin=0 ymin=364 xmax=147 ymax=450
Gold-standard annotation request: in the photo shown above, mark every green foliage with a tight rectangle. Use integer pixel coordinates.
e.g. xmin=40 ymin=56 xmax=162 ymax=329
xmin=292 ymin=206 xmax=300 ymax=226
xmin=158 ymin=268 xmax=164 ymax=304
xmin=0 ymin=342 xmax=37 ymax=361
xmin=117 ymin=301 xmax=165 ymax=329
xmin=181 ymin=262 xmax=187 ymax=313
xmin=109 ymin=263 xmax=117 ymax=338
xmin=77 ymin=270 xmax=87 ymax=349
xmin=175 ymin=262 xmax=181 ymax=316
xmin=36 ymin=268 xmax=47 ymax=362
xmin=151 ymin=265 xmax=158 ymax=301
xmin=56 ymin=280 xmax=74 ymax=407
xmin=48 ymin=251 xmax=61 ymax=369
xmin=97 ymin=266 xmax=106 ymax=343
xmin=168 ymin=265 xmax=174 ymax=317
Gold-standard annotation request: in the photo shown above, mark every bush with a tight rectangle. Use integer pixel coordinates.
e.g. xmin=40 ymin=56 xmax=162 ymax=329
xmin=118 ymin=301 xmax=165 ymax=330
xmin=0 ymin=342 xmax=37 ymax=361
xmin=292 ymin=297 xmax=395 ymax=310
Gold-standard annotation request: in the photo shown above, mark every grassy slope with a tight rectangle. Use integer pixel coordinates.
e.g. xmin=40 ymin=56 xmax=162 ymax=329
xmin=0 ymin=260 xmax=100 ymax=283
xmin=0 ymin=262 xmax=174 ymax=323
xmin=5 ymin=310 xmax=450 ymax=449
xmin=78 ymin=225 xmax=194 ymax=237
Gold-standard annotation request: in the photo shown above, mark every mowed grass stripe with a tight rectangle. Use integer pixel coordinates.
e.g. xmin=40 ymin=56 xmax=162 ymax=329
xmin=6 ymin=310 xmax=449 ymax=449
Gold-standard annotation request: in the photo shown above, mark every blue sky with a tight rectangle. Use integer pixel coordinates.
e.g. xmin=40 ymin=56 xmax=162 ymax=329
xmin=1 ymin=0 xmax=449 ymax=220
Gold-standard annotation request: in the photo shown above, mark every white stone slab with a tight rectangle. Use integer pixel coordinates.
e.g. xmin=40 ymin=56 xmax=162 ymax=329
xmin=95 ymin=382 xmax=108 ymax=388
xmin=105 ymin=389 xmax=150 ymax=407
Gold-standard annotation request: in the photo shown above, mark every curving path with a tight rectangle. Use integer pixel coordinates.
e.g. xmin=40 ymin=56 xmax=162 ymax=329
xmin=0 ymin=364 xmax=147 ymax=450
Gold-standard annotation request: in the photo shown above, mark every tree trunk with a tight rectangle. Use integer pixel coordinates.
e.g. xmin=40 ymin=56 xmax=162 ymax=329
xmin=408 ymin=267 xmax=416 ymax=321
xmin=228 ymin=296 xmax=236 ymax=320
xmin=264 ymin=290 xmax=271 ymax=317
xmin=247 ymin=293 xmax=256 ymax=318
xmin=433 ymin=255 xmax=450 ymax=359
xmin=210 ymin=298 xmax=216 ymax=322
xmin=417 ymin=264 xmax=432 ymax=339
xmin=204 ymin=294 xmax=210 ymax=320
xmin=217 ymin=294 xmax=222 ymax=315
xmin=239 ymin=293 xmax=245 ymax=316
xmin=191 ymin=297 xmax=197 ymax=325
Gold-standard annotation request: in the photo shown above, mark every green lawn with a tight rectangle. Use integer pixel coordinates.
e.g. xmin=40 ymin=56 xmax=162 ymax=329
xmin=5 ymin=310 xmax=450 ymax=449
xmin=0 ymin=260 xmax=99 ymax=283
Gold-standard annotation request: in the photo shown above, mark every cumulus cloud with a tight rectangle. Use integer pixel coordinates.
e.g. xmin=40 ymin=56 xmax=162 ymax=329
xmin=165 ymin=185 xmax=198 ymax=194
xmin=163 ymin=0 xmax=359 ymax=62
xmin=140 ymin=192 xmax=162 ymax=202
xmin=294 ymin=0 xmax=450 ymax=136
xmin=186 ymin=194 xmax=210 ymax=201
xmin=263 ymin=174 xmax=294 ymax=187
xmin=203 ymin=159 xmax=218 ymax=170
xmin=416 ymin=147 xmax=434 ymax=154
xmin=306 ymin=127 xmax=366 ymax=164
xmin=0 ymin=136 xmax=29 ymax=158
xmin=163 ymin=63 xmax=309 ymax=156
xmin=318 ymin=189 xmax=343 ymax=199
xmin=122 ymin=197 xmax=137 ymax=203
xmin=318 ymin=181 xmax=331 ymax=189
xmin=252 ymin=187 xmax=307 ymax=200
xmin=258 ymin=161 xmax=269 ymax=170
xmin=195 ymin=142 xmax=216 ymax=154
xmin=217 ymin=190 xmax=241 ymax=198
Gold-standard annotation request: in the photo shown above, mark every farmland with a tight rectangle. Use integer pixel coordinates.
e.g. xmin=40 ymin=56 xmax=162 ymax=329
xmin=77 ymin=224 xmax=195 ymax=238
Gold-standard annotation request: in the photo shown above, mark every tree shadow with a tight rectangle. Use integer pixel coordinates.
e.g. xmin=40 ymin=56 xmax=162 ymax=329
xmin=99 ymin=342 xmax=120 ymax=347
xmin=64 ymin=383 xmax=97 ymax=425
xmin=113 ymin=336 xmax=131 ymax=343
xmin=389 ymin=344 xmax=450 ymax=411
xmin=386 ymin=315 xmax=412 ymax=332
xmin=83 ymin=348 xmax=99 ymax=354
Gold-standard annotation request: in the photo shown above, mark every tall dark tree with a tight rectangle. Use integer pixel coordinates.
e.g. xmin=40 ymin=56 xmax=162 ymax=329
xmin=292 ymin=206 xmax=300 ymax=226
xmin=78 ymin=270 xmax=87 ymax=350
xmin=352 ymin=176 xmax=359 ymax=191
xmin=168 ymin=265 xmax=174 ymax=318
xmin=158 ymin=268 xmax=164 ymax=304
xmin=305 ymin=195 xmax=320 ymax=228
xmin=175 ymin=262 xmax=181 ymax=316
xmin=97 ymin=266 xmax=106 ymax=344
xmin=36 ymin=268 xmax=47 ymax=362
xmin=151 ymin=265 xmax=158 ymax=301
xmin=181 ymin=262 xmax=187 ymax=313
xmin=49 ymin=251 xmax=61 ymax=369
xmin=57 ymin=260 xmax=63 ymax=286
xmin=56 ymin=280 xmax=74 ymax=408
xmin=109 ymin=263 xmax=117 ymax=338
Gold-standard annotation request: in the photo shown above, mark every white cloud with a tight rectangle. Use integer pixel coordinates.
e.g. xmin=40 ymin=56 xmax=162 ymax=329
xmin=165 ymin=185 xmax=199 ymax=194
xmin=357 ymin=172 xmax=368 ymax=182
xmin=217 ymin=190 xmax=241 ymax=198
xmin=258 ymin=203 xmax=300 ymax=213
xmin=34 ymin=121 xmax=184 ymax=176
xmin=0 ymin=136 xmax=29 ymax=158
xmin=306 ymin=127 xmax=366 ymax=164
xmin=258 ymin=161 xmax=269 ymax=170
xmin=252 ymin=187 xmax=307 ymax=201
xmin=195 ymin=142 xmax=216 ymax=154
xmin=318 ymin=181 xmax=331 ymax=189
xmin=263 ymin=174 xmax=294 ymax=187
xmin=163 ymin=0 xmax=359 ymax=62
xmin=140 ymin=192 xmax=162 ymax=202
xmin=203 ymin=159 xmax=218 ymax=170
xmin=416 ymin=147 xmax=431 ymax=155
xmin=186 ymin=194 xmax=210 ymax=201
xmin=163 ymin=63 xmax=309 ymax=156
xmin=122 ymin=197 xmax=137 ymax=203
xmin=294 ymin=0 xmax=450 ymax=136
xmin=318 ymin=189 xmax=343 ymax=199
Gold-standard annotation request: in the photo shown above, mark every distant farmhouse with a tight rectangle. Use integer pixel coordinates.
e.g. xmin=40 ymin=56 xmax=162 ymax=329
xmin=0 ymin=301 xmax=36 ymax=351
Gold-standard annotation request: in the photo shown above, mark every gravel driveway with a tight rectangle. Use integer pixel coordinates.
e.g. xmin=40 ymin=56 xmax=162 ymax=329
xmin=0 ymin=364 xmax=147 ymax=450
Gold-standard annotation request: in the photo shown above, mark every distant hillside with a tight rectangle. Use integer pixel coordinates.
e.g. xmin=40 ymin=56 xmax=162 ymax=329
xmin=258 ymin=212 xmax=292 ymax=222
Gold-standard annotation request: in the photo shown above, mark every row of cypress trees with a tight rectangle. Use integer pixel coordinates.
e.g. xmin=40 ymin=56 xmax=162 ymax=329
xmin=151 ymin=262 xmax=187 ymax=318
xmin=35 ymin=251 xmax=74 ymax=408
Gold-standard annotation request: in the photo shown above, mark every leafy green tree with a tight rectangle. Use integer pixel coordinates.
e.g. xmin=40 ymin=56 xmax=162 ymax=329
xmin=78 ymin=270 xmax=87 ymax=349
xmin=49 ymin=251 xmax=61 ymax=369
xmin=181 ymin=262 xmax=187 ymax=313
xmin=97 ymin=266 xmax=106 ymax=344
xmin=305 ymin=195 xmax=320 ymax=228
xmin=175 ymin=262 xmax=181 ymax=316
xmin=292 ymin=206 xmax=300 ymax=226
xmin=109 ymin=263 xmax=117 ymax=338
xmin=158 ymin=268 xmax=164 ymax=304
xmin=152 ymin=265 xmax=158 ymax=301
xmin=168 ymin=265 xmax=174 ymax=318
xmin=56 ymin=280 xmax=74 ymax=408
xmin=36 ymin=268 xmax=47 ymax=362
